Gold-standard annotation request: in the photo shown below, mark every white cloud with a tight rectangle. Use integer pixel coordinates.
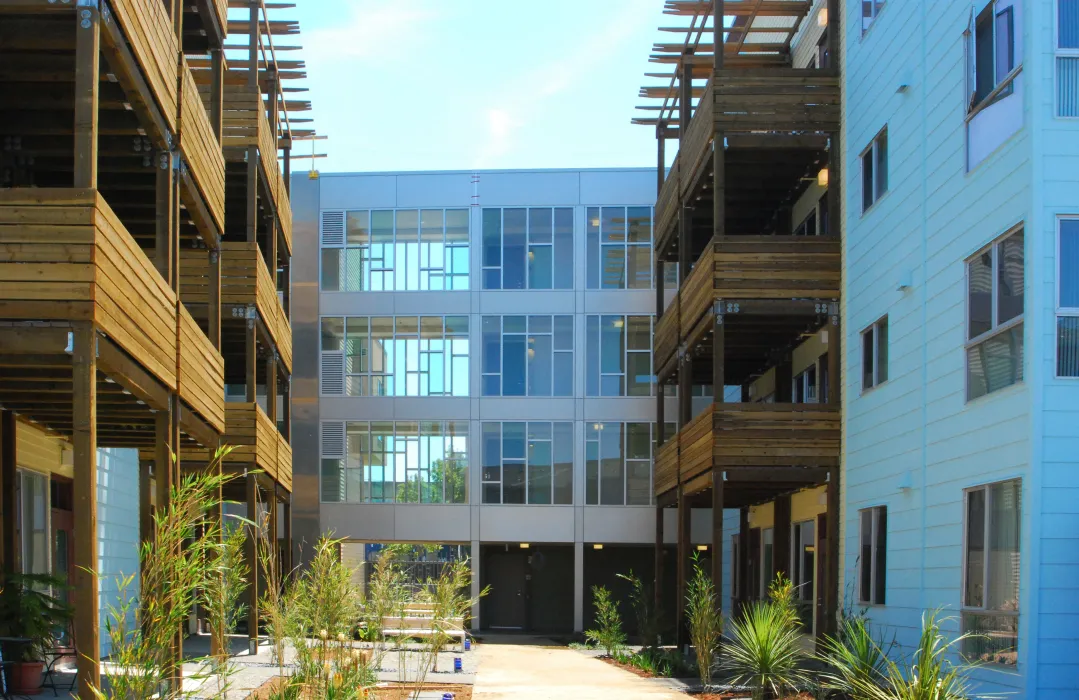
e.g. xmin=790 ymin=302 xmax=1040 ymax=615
xmin=303 ymin=2 xmax=437 ymax=62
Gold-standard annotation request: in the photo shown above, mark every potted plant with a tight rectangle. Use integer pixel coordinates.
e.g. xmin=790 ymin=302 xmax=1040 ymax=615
xmin=0 ymin=573 xmax=73 ymax=695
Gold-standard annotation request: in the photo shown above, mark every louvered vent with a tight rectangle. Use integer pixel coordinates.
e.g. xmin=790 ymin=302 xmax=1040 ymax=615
xmin=321 ymin=421 xmax=345 ymax=457
xmin=321 ymin=211 xmax=345 ymax=246
xmin=321 ymin=353 xmax=344 ymax=395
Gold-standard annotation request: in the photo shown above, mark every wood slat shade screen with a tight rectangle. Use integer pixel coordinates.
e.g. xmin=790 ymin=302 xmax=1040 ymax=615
xmin=111 ymin=0 xmax=180 ymax=134
xmin=179 ymin=57 xmax=227 ymax=234
xmin=177 ymin=302 xmax=226 ymax=433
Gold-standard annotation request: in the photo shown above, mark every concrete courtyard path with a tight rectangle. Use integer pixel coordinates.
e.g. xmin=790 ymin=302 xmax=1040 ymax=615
xmin=472 ymin=639 xmax=687 ymax=700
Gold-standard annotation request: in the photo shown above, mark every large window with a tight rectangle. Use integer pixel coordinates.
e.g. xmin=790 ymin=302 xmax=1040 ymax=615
xmin=320 ymin=421 xmax=467 ymax=504
xmin=585 ymin=422 xmax=671 ymax=506
xmin=320 ymin=209 xmax=469 ymax=292
xmin=1058 ymin=0 xmax=1079 ymax=116
xmin=858 ymin=506 xmax=887 ymax=605
xmin=967 ymin=227 xmax=1024 ymax=400
xmin=861 ymin=316 xmax=889 ymax=391
xmin=320 ymin=316 xmax=469 ymax=397
xmin=17 ymin=470 xmax=49 ymax=575
xmin=965 ymin=1 xmax=1016 ymax=114
xmin=862 ymin=0 xmax=884 ymax=33
xmin=481 ymin=422 xmax=573 ymax=505
xmin=962 ymin=479 xmax=1021 ymax=666
xmin=1057 ymin=219 xmax=1079 ymax=376
xmin=586 ymin=315 xmax=653 ymax=397
xmin=481 ymin=315 xmax=573 ymax=397
xmin=586 ymin=206 xmax=654 ymax=289
xmin=482 ymin=208 xmax=573 ymax=290
xmin=860 ymin=127 xmax=888 ymax=213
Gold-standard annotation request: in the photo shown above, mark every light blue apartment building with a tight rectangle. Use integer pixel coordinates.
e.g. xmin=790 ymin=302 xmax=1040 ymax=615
xmin=843 ymin=1 xmax=1079 ymax=696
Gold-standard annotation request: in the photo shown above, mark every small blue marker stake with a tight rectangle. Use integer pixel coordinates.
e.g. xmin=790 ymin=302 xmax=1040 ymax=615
xmin=442 ymin=693 xmax=455 ymax=700
xmin=454 ymin=657 xmax=463 ymax=673
xmin=464 ymin=638 xmax=471 ymax=651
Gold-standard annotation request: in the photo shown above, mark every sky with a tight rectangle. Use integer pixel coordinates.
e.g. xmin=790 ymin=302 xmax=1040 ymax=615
xmin=285 ymin=0 xmax=665 ymax=174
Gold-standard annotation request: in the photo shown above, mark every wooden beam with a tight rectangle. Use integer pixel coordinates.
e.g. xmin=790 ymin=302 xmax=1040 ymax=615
xmin=210 ymin=48 xmax=225 ymax=141
xmin=74 ymin=3 xmax=100 ymax=188
xmin=676 ymin=485 xmax=691 ymax=647
xmin=96 ymin=335 xmax=171 ymax=411
xmin=139 ymin=458 xmax=153 ymax=546
xmin=738 ymin=506 xmax=750 ymax=611
xmin=828 ymin=315 xmax=841 ymax=405
xmin=282 ymin=493 xmax=292 ymax=578
xmin=265 ymin=352 xmax=277 ymax=424
xmin=713 ymin=0 xmax=724 ymax=70
xmin=773 ymin=494 xmax=791 ymax=579
xmin=155 ymin=151 xmax=176 ymax=283
xmin=654 ymin=506 xmax=664 ymax=624
xmin=246 ymin=317 xmax=257 ymax=402
xmin=710 ymin=468 xmax=723 ymax=613
xmin=713 ymin=307 xmax=725 ymax=402
xmin=824 ymin=467 xmax=840 ymax=638
xmin=72 ymin=323 xmax=100 ymax=696
xmin=209 ymin=248 xmax=222 ymax=350
xmin=1 ymin=410 xmax=17 ymax=577
xmin=246 ymin=147 xmax=258 ymax=242
xmin=246 ymin=471 xmax=259 ymax=654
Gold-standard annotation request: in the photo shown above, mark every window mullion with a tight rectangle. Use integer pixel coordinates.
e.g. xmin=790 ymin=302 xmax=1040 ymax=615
xmin=982 ymin=486 xmax=991 ymax=611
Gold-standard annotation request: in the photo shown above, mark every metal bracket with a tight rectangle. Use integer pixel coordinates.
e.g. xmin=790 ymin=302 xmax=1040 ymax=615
xmin=245 ymin=304 xmax=257 ymax=321
xmin=209 ymin=250 xmax=219 ymax=264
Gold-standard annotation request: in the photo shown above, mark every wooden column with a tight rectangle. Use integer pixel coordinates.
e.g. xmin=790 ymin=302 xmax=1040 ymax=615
xmin=713 ymin=306 xmax=725 ymax=401
xmin=656 ymin=121 xmax=666 ymax=196
xmin=825 ymin=468 xmax=841 ymax=638
xmin=654 ymin=506 xmax=664 ymax=621
xmin=268 ymin=217 xmax=279 ymax=298
xmin=713 ymin=134 xmax=725 ymax=241
xmin=266 ymin=353 xmax=278 ymax=424
xmin=246 ymin=318 xmax=258 ymax=402
xmin=1 ymin=410 xmax=17 ymax=577
xmin=155 ymin=402 xmax=176 ymax=524
xmin=656 ymin=257 xmax=666 ymax=448
xmin=774 ymin=494 xmax=792 ymax=580
xmin=713 ymin=0 xmax=725 ymax=70
xmin=282 ymin=495 xmax=293 ymax=579
xmin=139 ymin=459 xmax=153 ymax=546
xmin=210 ymin=48 xmax=224 ymax=141
xmin=155 ymin=151 xmax=176 ymax=282
xmin=710 ymin=468 xmax=723 ymax=608
xmin=283 ymin=146 xmax=291 ymax=196
xmin=74 ymin=4 xmax=100 ymax=189
xmin=246 ymin=149 xmax=259 ymax=243
xmin=675 ymin=486 xmax=689 ymax=647
xmin=678 ymin=355 xmax=692 ymax=427
xmin=827 ymin=0 xmax=840 ymax=71
xmin=247 ymin=473 xmax=260 ymax=654
xmin=739 ymin=507 xmax=751 ymax=611
xmin=828 ymin=132 xmax=841 ymax=238
xmin=72 ymin=323 xmax=100 ymax=696
xmin=829 ymin=312 xmax=841 ymax=404
xmin=208 ymin=249 xmax=222 ymax=350
xmin=268 ymin=491 xmax=279 ymax=583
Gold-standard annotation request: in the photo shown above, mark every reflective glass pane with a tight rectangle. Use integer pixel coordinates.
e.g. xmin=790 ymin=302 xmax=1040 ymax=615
xmin=446 ymin=209 xmax=469 ymax=242
xmin=347 ymin=211 xmax=370 ymax=244
xmin=321 ymin=317 xmax=344 ymax=351
xmin=601 ymin=245 xmax=626 ymax=289
xmin=1061 ymin=221 xmax=1079 ymax=307
xmin=968 ymin=249 xmax=994 ymax=339
xmin=503 ymin=462 xmax=526 ymax=504
xmin=627 ymin=316 xmax=651 ymax=351
xmin=482 ymin=317 xmax=501 ymax=374
xmin=599 ymin=424 xmax=625 ymax=505
xmin=529 ymin=208 xmax=552 ymax=243
xmin=528 ymin=334 xmax=553 ymax=397
xmin=482 ymin=208 xmax=501 ymax=268
xmin=503 ymin=335 xmax=527 ymax=396
xmin=321 ymin=249 xmax=341 ymax=291
xmin=626 ymin=460 xmax=651 ymax=505
xmin=997 ymin=230 xmax=1024 ymax=325
xmin=627 ymin=353 xmax=652 ymax=397
xmin=965 ymin=488 xmax=986 ymax=607
xmin=553 ymin=422 xmax=574 ymax=505
xmin=503 ymin=422 xmax=526 ymax=459
xmin=602 ymin=207 xmax=626 ymax=242
xmin=1057 ymin=316 xmax=1079 ymax=377
xmin=626 ymin=423 xmax=651 ymax=460
xmin=529 ymin=245 xmax=553 ymax=289
xmin=371 ymin=211 xmax=394 ymax=242
xmin=627 ymin=245 xmax=651 ymax=289
xmin=601 ymin=316 xmax=625 ymax=373
xmin=503 ymin=209 xmax=527 ymax=290
xmin=553 ymin=353 xmax=573 ymax=396
xmin=627 ymin=207 xmax=652 ymax=243
xmin=967 ymin=325 xmax=1023 ymax=400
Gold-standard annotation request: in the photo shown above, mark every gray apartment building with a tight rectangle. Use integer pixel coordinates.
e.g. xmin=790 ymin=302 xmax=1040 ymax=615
xmin=290 ymin=169 xmax=717 ymax=634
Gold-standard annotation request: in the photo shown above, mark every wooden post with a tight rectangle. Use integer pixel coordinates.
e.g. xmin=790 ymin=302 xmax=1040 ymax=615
xmin=266 ymin=353 xmax=277 ymax=424
xmin=155 ymin=403 xmax=175 ymax=528
xmin=282 ymin=495 xmax=293 ymax=578
xmin=829 ymin=313 xmax=841 ymax=405
xmin=246 ymin=317 xmax=258 ymax=402
xmin=774 ymin=494 xmax=792 ymax=579
xmin=675 ymin=486 xmax=688 ymax=647
xmin=710 ymin=468 xmax=723 ymax=610
xmin=139 ymin=459 xmax=153 ymax=546
xmin=72 ymin=323 xmax=100 ymax=696
xmin=268 ymin=217 xmax=279 ymax=298
xmin=825 ymin=468 xmax=840 ymax=638
xmin=713 ymin=0 xmax=725 ymax=70
xmin=170 ymin=0 xmax=183 ymax=40
xmin=74 ymin=4 xmax=100 ymax=189
xmin=828 ymin=133 xmax=841 ymax=238
xmin=827 ymin=0 xmax=840 ymax=72
xmin=210 ymin=48 xmax=224 ymax=141
xmin=155 ymin=151 xmax=176 ymax=282
xmin=739 ymin=507 xmax=751 ymax=611
xmin=1 ymin=410 xmax=17 ymax=577
xmin=713 ymin=306 xmax=724 ymax=402
xmin=281 ymin=377 xmax=291 ymax=441
xmin=209 ymin=249 xmax=222 ymax=350
xmin=268 ymin=491 xmax=279 ymax=583
xmin=678 ymin=354 xmax=692 ymax=428
xmin=656 ymin=256 xmax=666 ymax=448
xmin=656 ymin=121 xmax=666 ymax=196
xmin=246 ymin=149 xmax=259 ymax=243
xmin=714 ymin=132 xmax=725 ymax=241
xmin=654 ymin=506 xmax=664 ymax=621
xmin=247 ymin=473 xmax=260 ymax=655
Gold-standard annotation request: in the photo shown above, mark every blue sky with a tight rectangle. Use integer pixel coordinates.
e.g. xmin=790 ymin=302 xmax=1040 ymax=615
xmin=289 ymin=0 xmax=663 ymax=173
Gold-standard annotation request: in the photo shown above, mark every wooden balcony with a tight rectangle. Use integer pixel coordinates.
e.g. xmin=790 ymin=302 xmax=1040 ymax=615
xmin=219 ymin=402 xmax=292 ymax=491
xmin=179 ymin=242 xmax=292 ymax=372
xmin=654 ymin=403 xmax=841 ymax=499
xmin=177 ymin=304 xmax=226 ymax=433
xmin=110 ymin=0 xmax=180 ymax=135
xmin=179 ymin=57 xmax=226 ymax=235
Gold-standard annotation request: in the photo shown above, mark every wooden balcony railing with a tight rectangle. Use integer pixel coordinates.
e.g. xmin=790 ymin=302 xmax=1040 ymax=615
xmin=179 ymin=57 xmax=226 ymax=234
xmin=680 ymin=405 xmax=716 ymax=484
xmin=0 ymin=189 xmax=178 ymax=390
xmin=713 ymin=403 xmax=840 ymax=468
xmin=179 ymin=242 xmax=291 ymax=372
xmin=111 ymin=0 xmax=179 ymax=134
xmin=218 ymin=402 xmax=291 ymax=490
xmin=210 ymin=0 xmax=228 ymax=38
xmin=177 ymin=304 xmax=226 ymax=433
xmin=655 ymin=439 xmax=680 ymax=498
xmin=712 ymin=69 xmax=841 ymax=132
xmin=276 ymin=430 xmax=293 ymax=491
xmin=654 ymin=294 xmax=679 ymax=379
xmin=680 ymin=77 xmax=714 ymax=200
xmin=655 ymin=152 xmax=680 ymax=255
xmin=713 ymin=236 xmax=841 ymax=300
xmin=678 ymin=247 xmax=718 ymax=343
xmin=256 ymin=101 xmax=293 ymax=252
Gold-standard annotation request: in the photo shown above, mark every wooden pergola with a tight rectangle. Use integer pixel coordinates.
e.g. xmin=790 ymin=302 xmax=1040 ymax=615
xmin=0 ymin=0 xmax=313 ymax=694
xmin=636 ymin=0 xmax=843 ymax=646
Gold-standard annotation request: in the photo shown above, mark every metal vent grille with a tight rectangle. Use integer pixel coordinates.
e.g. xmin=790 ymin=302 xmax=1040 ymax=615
xmin=321 ymin=421 xmax=345 ymax=457
xmin=320 ymin=353 xmax=344 ymax=395
xmin=321 ymin=211 xmax=345 ymax=246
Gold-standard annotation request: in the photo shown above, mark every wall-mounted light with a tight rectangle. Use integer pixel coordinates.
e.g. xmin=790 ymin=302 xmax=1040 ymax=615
xmin=817 ymin=8 xmax=828 ymax=27
xmin=613 ymin=318 xmax=625 ymax=328
xmin=696 ymin=544 xmax=709 ymax=552
xmin=593 ymin=544 xmax=604 ymax=550
xmin=520 ymin=543 xmax=530 ymax=549
xmin=817 ymin=168 xmax=830 ymax=187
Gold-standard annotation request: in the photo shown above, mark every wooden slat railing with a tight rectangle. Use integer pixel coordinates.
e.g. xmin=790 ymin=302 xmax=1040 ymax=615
xmin=654 ymin=438 xmax=680 ymax=497
xmin=210 ymin=0 xmax=228 ymax=38
xmin=655 ymin=152 xmax=680 ymax=255
xmin=111 ymin=0 xmax=179 ymax=134
xmin=713 ymin=403 xmax=841 ymax=468
xmin=654 ymin=295 xmax=679 ymax=379
xmin=215 ymin=402 xmax=281 ymax=482
xmin=0 ymin=189 xmax=178 ymax=390
xmin=713 ymin=236 xmax=841 ymax=300
xmin=255 ymin=102 xmax=292 ymax=253
xmin=680 ymin=405 xmax=716 ymax=484
xmin=177 ymin=304 xmax=226 ymax=433
xmin=179 ymin=58 xmax=226 ymax=234
xmin=712 ymin=69 xmax=841 ymax=132
xmin=253 ymin=242 xmax=292 ymax=372
xmin=679 ymin=77 xmax=714 ymax=200
xmin=276 ymin=431 xmax=292 ymax=492
xmin=678 ymin=246 xmax=717 ymax=344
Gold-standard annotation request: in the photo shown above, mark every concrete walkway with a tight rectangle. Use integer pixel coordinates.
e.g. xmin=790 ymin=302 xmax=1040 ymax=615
xmin=472 ymin=640 xmax=687 ymax=700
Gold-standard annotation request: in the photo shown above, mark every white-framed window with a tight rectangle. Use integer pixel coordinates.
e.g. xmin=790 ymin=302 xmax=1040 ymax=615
xmin=759 ymin=528 xmax=774 ymax=599
xmin=319 ymin=420 xmax=468 ymax=504
xmin=482 ymin=207 xmax=574 ymax=290
xmin=966 ymin=226 xmax=1024 ymax=400
xmin=860 ymin=127 xmax=888 ymax=213
xmin=17 ymin=469 xmax=50 ymax=576
xmin=962 ymin=479 xmax=1021 ymax=666
xmin=481 ymin=422 xmax=573 ymax=505
xmin=481 ymin=315 xmax=573 ymax=397
xmin=320 ymin=315 xmax=469 ymax=397
xmin=1057 ymin=218 xmax=1079 ymax=376
xmin=320 ymin=209 xmax=469 ymax=292
xmin=965 ymin=1 xmax=1018 ymax=116
xmin=862 ymin=0 xmax=885 ymax=33
xmin=586 ymin=206 xmax=654 ymax=290
xmin=794 ymin=365 xmax=818 ymax=404
xmin=1057 ymin=0 xmax=1079 ymax=116
xmin=585 ymin=422 xmax=672 ymax=506
xmin=858 ymin=506 xmax=887 ymax=605
xmin=861 ymin=316 xmax=889 ymax=391
xmin=791 ymin=520 xmax=816 ymax=629
xmin=585 ymin=315 xmax=654 ymax=397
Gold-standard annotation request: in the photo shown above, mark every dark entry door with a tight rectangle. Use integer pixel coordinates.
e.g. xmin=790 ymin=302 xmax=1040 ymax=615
xmin=50 ymin=479 xmax=75 ymax=646
xmin=815 ymin=513 xmax=827 ymax=637
xmin=486 ymin=549 xmax=528 ymax=630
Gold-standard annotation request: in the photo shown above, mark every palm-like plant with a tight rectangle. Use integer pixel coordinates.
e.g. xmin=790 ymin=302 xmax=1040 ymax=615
xmin=721 ymin=601 xmax=809 ymax=700
xmin=818 ymin=617 xmax=889 ymax=697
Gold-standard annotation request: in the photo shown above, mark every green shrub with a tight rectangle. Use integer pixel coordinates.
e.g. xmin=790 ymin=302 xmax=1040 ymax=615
xmin=685 ymin=553 xmax=722 ymax=689
xmin=721 ymin=600 xmax=809 ymax=700
xmin=585 ymin=585 xmax=626 ymax=656
xmin=818 ymin=617 xmax=889 ymax=697
xmin=617 ymin=570 xmax=665 ymax=647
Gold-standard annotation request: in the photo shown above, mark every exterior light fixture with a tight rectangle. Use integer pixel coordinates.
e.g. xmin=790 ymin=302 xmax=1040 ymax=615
xmin=817 ymin=8 xmax=828 ymax=27
xmin=697 ymin=544 xmax=709 ymax=551
xmin=593 ymin=544 xmax=604 ymax=550
xmin=520 ymin=543 xmax=530 ymax=549
xmin=613 ymin=318 xmax=625 ymax=328
xmin=817 ymin=167 xmax=829 ymax=187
